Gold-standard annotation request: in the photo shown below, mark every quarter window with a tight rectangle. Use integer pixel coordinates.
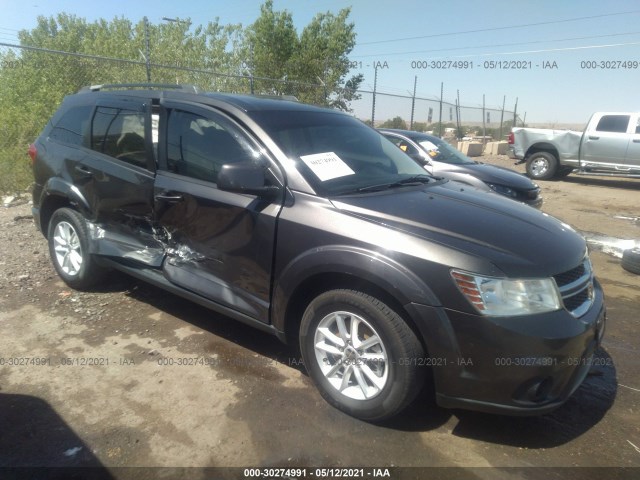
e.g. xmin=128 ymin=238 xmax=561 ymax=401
xmin=50 ymin=105 xmax=92 ymax=146
xmin=91 ymin=107 xmax=148 ymax=168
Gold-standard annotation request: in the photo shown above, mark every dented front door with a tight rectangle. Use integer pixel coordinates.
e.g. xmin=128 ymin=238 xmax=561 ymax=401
xmin=153 ymin=102 xmax=283 ymax=323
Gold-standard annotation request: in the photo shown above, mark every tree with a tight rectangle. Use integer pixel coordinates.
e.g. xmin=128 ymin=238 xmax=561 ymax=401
xmin=380 ymin=116 xmax=407 ymax=129
xmin=245 ymin=0 xmax=362 ymax=109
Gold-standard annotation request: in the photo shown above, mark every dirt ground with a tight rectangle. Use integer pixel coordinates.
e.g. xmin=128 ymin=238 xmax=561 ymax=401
xmin=0 ymin=156 xmax=639 ymax=479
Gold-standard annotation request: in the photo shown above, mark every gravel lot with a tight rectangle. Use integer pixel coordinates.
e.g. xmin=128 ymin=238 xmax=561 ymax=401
xmin=0 ymin=155 xmax=639 ymax=478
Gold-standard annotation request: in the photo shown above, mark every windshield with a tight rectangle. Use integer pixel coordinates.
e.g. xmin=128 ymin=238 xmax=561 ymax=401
xmin=255 ymin=110 xmax=429 ymax=196
xmin=417 ymin=137 xmax=475 ymax=165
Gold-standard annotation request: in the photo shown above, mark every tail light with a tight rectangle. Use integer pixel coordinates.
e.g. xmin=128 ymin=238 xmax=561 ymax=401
xmin=28 ymin=143 xmax=37 ymax=164
xmin=507 ymin=132 xmax=514 ymax=145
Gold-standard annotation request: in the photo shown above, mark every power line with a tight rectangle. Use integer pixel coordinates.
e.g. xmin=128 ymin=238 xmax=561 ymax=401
xmin=352 ymin=30 xmax=640 ymax=58
xmin=434 ymin=41 xmax=640 ymax=59
xmin=358 ymin=9 xmax=640 ymax=46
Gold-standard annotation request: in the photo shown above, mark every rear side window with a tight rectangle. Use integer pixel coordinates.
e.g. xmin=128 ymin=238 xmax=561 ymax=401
xmin=49 ymin=105 xmax=92 ymax=146
xmin=91 ymin=107 xmax=148 ymax=168
xmin=595 ymin=115 xmax=630 ymax=133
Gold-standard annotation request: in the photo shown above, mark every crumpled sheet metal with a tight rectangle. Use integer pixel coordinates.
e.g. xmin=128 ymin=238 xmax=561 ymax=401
xmin=512 ymin=128 xmax=582 ymax=161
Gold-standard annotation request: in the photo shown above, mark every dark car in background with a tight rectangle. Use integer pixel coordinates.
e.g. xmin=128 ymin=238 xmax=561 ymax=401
xmin=379 ymin=129 xmax=543 ymax=208
xmin=30 ymin=85 xmax=603 ymax=421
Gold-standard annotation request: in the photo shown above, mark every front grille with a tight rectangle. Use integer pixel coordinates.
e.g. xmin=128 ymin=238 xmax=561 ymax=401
xmin=553 ymin=258 xmax=594 ymax=318
xmin=554 ymin=263 xmax=586 ymax=287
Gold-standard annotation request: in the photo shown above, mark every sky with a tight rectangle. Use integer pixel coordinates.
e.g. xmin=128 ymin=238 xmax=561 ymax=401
xmin=1 ymin=0 xmax=639 ymax=124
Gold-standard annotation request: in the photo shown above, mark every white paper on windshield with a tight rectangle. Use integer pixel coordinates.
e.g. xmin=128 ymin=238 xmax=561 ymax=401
xmin=300 ymin=152 xmax=355 ymax=181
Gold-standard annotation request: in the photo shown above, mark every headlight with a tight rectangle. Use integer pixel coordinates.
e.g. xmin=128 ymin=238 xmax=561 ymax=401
xmin=451 ymin=270 xmax=562 ymax=316
xmin=487 ymin=183 xmax=518 ymax=198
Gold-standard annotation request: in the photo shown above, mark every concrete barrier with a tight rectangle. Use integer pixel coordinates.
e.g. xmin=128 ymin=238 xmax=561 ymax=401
xmin=484 ymin=141 xmax=508 ymax=155
xmin=457 ymin=141 xmax=483 ymax=157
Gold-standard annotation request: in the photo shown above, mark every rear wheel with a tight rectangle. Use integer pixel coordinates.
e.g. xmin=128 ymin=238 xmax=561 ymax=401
xmin=526 ymin=152 xmax=558 ymax=180
xmin=299 ymin=289 xmax=425 ymax=421
xmin=48 ymin=208 xmax=107 ymax=289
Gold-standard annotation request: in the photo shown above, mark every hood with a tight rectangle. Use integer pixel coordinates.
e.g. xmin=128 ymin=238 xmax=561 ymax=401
xmin=433 ymin=162 xmax=537 ymax=190
xmin=332 ymin=181 xmax=585 ymax=278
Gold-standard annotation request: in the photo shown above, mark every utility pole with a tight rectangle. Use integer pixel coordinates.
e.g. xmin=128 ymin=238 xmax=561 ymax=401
xmin=371 ymin=65 xmax=378 ymax=126
xmin=438 ymin=82 xmax=443 ymax=138
xmin=410 ymin=76 xmax=417 ymax=130
xmin=143 ymin=16 xmax=151 ymax=82
xmin=499 ymin=95 xmax=506 ymax=139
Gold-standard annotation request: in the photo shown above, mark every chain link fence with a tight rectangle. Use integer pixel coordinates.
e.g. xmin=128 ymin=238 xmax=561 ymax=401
xmin=0 ymin=43 xmax=521 ymax=193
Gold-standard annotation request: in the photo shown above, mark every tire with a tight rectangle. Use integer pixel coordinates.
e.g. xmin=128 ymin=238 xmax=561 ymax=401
xmin=299 ymin=289 xmax=425 ymax=421
xmin=47 ymin=208 xmax=107 ymax=289
xmin=556 ymin=166 xmax=574 ymax=178
xmin=525 ymin=152 xmax=558 ymax=180
xmin=621 ymin=248 xmax=640 ymax=275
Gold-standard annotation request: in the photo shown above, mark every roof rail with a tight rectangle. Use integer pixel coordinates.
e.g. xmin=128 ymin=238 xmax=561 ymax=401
xmin=252 ymin=94 xmax=299 ymax=102
xmin=78 ymin=83 xmax=199 ymax=93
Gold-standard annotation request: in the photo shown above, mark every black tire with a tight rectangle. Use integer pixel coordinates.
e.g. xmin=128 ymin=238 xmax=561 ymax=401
xmin=299 ymin=289 xmax=425 ymax=421
xmin=556 ymin=166 xmax=574 ymax=178
xmin=621 ymin=248 xmax=640 ymax=275
xmin=525 ymin=152 xmax=559 ymax=180
xmin=47 ymin=208 xmax=107 ymax=289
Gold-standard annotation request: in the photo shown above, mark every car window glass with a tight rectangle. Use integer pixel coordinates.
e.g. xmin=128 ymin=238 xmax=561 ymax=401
xmin=256 ymin=111 xmax=427 ymax=196
xmin=386 ymin=136 xmax=420 ymax=157
xmin=418 ymin=138 xmax=474 ymax=165
xmin=91 ymin=107 xmax=148 ymax=169
xmin=636 ymin=118 xmax=640 ymax=134
xmin=50 ymin=105 xmax=93 ymax=147
xmin=166 ymin=109 xmax=261 ymax=183
xmin=595 ymin=115 xmax=630 ymax=133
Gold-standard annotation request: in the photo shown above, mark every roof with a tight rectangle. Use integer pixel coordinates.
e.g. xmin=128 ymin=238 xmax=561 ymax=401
xmin=73 ymin=84 xmax=339 ymax=115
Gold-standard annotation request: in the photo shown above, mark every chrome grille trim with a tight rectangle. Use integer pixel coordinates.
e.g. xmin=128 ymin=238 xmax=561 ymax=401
xmin=553 ymin=258 xmax=594 ymax=318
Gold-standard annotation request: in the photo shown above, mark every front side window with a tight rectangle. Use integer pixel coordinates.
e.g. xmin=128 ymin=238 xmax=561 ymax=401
xmin=166 ymin=109 xmax=261 ymax=183
xmin=91 ymin=107 xmax=148 ymax=168
xmin=596 ymin=115 xmax=630 ymax=133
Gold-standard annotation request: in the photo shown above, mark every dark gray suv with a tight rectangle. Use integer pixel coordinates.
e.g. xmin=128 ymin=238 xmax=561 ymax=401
xmin=30 ymin=85 xmax=606 ymax=421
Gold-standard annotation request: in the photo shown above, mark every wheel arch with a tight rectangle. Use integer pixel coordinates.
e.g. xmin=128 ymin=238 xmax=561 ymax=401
xmin=272 ymin=246 xmax=439 ymax=349
xmin=525 ymin=142 xmax=559 ymax=161
xmin=38 ymin=178 xmax=91 ymax=237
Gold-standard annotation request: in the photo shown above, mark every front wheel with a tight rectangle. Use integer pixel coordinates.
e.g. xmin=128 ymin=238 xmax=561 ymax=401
xmin=525 ymin=152 xmax=559 ymax=180
xmin=300 ymin=289 xmax=425 ymax=421
xmin=48 ymin=208 xmax=107 ymax=290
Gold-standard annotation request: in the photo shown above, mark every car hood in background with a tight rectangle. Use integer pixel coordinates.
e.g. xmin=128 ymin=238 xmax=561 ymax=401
xmin=432 ymin=162 xmax=537 ymax=189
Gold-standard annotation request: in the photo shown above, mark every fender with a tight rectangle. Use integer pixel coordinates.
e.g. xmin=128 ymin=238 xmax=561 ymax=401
xmin=271 ymin=245 xmax=441 ymax=333
xmin=35 ymin=177 xmax=92 ymax=233
xmin=41 ymin=177 xmax=91 ymax=214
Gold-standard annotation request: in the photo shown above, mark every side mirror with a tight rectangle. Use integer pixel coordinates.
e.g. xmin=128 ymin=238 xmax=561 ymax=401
xmin=217 ymin=161 xmax=280 ymax=197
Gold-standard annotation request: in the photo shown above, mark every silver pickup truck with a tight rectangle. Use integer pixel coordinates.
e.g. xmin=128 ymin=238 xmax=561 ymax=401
xmin=508 ymin=112 xmax=640 ymax=180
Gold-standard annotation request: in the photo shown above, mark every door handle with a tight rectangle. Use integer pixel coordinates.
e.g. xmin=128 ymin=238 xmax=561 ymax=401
xmin=633 ymin=139 xmax=640 ymax=143
xmin=74 ymin=164 xmax=93 ymax=177
xmin=154 ymin=193 xmax=184 ymax=203
xmin=588 ymin=136 xmax=600 ymax=140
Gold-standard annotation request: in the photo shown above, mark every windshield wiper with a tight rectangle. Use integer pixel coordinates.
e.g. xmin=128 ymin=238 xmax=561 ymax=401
xmin=354 ymin=174 xmax=432 ymax=193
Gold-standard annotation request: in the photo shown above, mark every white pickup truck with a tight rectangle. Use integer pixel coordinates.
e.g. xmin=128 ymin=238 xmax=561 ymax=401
xmin=508 ymin=112 xmax=640 ymax=180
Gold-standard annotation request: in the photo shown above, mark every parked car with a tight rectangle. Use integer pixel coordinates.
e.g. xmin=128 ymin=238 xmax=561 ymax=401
xmin=379 ymin=129 xmax=542 ymax=208
xmin=508 ymin=112 xmax=640 ymax=180
xmin=30 ymin=84 xmax=605 ymax=421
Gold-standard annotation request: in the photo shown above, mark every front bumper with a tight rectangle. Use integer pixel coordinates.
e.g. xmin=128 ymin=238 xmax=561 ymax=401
xmin=406 ymin=279 xmax=606 ymax=415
